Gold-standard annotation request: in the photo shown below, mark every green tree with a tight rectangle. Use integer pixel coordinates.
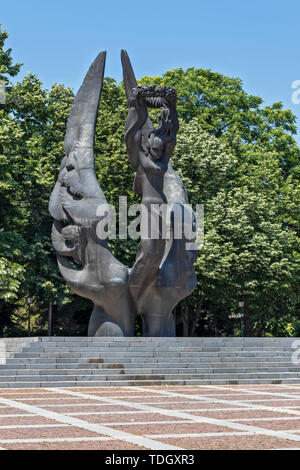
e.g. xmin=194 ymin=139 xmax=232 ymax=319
xmin=140 ymin=68 xmax=299 ymax=173
xmin=172 ymin=120 xmax=299 ymax=336
xmin=0 ymin=23 xmax=80 ymax=334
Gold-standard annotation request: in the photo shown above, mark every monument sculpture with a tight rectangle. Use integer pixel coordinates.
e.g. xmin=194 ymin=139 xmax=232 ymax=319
xmin=49 ymin=50 xmax=197 ymax=337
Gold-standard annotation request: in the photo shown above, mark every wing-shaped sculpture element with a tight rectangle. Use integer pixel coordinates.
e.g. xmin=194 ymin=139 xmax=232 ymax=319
xmin=49 ymin=52 xmax=135 ymax=337
xmin=122 ymin=50 xmax=197 ymax=336
xmin=121 ymin=50 xmax=154 ymax=161
xmin=49 ymin=51 xmax=107 ymax=224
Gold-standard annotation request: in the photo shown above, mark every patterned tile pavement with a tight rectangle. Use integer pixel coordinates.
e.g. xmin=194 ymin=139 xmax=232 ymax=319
xmin=1 ymin=384 xmax=300 ymax=450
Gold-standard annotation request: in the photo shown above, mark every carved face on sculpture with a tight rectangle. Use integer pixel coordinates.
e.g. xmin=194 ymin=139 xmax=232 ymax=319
xmin=147 ymin=132 xmax=164 ymax=160
xmin=147 ymin=107 xmax=177 ymax=161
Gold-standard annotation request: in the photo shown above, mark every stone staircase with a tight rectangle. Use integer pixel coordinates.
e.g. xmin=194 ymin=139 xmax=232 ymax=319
xmin=0 ymin=338 xmax=39 ymax=365
xmin=0 ymin=337 xmax=299 ymax=388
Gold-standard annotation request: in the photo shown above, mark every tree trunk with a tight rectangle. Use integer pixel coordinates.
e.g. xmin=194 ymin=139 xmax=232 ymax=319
xmin=182 ymin=304 xmax=189 ymax=337
xmin=48 ymin=299 xmax=53 ymax=336
xmin=244 ymin=307 xmax=250 ymax=337
xmin=189 ymin=296 xmax=204 ymax=337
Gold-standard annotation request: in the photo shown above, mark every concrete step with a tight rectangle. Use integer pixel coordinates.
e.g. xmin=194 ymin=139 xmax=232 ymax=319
xmin=1 ymin=371 xmax=300 ymax=388
xmin=1 ymin=361 xmax=298 ymax=372
xmin=1 ymin=370 xmax=300 ymax=382
xmin=3 ymin=337 xmax=296 ymax=346
xmin=11 ymin=350 xmax=295 ymax=359
xmin=1 ymin=376 xmax=300 ymax=388
xmin=3 ymin=355 xmax=296 ymax=366
xmin=20 ymin=348 xmax=295 ymax=355
xmin=36 ymin=337 xmax=296 ymax=343
xmin=24 ymin=338 xmax=297 ymax=344
xmin=21 ymin=340 xmax=297 ymax=345
xmin=0 ymin=361 xmax=298 ymax=371
xmin=0 ymin=366 xmax=300 ymax=376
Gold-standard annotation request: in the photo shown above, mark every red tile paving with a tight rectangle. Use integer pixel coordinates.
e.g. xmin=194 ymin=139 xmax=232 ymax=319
xmin=243 ymin=400 xmax=300 ymax=406
xmin=206 ymin=394 xmax=280 ymax=400
xmin=42 ymin=404 xmax=138 ymax=413
xmin=3 ymin=440 xmax=144 ymax=450
xmin=110 ymin=422 xmax=236 ymax=435
xmin=77 ymin=412 xmax=185 ymax=424
xmin=150 ymin=402 xmax=239 ymax=409
xmin=85 ymin=391 xmax=159 ymax=397
xmin=0 ymin=416 xmax=62 ymax=426
xmin=192 ymin=392 xmax=260 ymax=398
xmin=193 ymin=409 xmax=293 ymax=419
xmin=12 ymin=398 xmax=98 ymax=405
xmin=0 ymin=407 xmax=31 ymax=415
xmin=112 ymin=396 xmax=176 ymax=402
xmin=158 ymin=435 xmax=300 ymax=450
xmin=0 ymin=426 xmax=100 ymax=440
xmin=0 ymin=393 xmax=71 ymax=399
xmin=1 ymin=385 xmax=300 ymax=450
xmin=237 ymin=419 xmax=300 ymax=431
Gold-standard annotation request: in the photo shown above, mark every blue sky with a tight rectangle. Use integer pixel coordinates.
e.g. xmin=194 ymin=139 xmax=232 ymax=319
xmin=1 ymin=0 xmax=300 ymax=142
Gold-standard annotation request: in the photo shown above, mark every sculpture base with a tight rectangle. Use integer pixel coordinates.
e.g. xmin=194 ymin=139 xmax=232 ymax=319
xmin=87 ymin=305 xmax=175 ymax=337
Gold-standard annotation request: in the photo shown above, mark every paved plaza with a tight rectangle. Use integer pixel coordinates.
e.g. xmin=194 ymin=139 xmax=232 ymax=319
xmin=0 ymin=384 xmax=300 ymax=449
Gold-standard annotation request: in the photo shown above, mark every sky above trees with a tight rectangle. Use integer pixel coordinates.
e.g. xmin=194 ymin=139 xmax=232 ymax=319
xmin=1 ymin=0 xmax=300 ymax=143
